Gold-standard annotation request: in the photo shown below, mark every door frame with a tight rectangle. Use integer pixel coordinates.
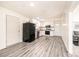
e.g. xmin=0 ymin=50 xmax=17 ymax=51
xmin=6 ymin=15 xmax=20 ymax=47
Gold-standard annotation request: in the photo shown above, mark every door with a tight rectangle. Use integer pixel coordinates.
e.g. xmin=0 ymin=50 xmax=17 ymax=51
xmin=6 ymin=15 xmax=20 ymax=46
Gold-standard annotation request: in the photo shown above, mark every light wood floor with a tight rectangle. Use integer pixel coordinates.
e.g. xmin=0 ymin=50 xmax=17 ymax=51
xmin=0 ymin=36 xmax=68 ymax=57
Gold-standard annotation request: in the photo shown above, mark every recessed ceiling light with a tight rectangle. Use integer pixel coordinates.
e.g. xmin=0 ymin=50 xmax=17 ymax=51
xmin=30 ymin=2 xmax=34 ymax=6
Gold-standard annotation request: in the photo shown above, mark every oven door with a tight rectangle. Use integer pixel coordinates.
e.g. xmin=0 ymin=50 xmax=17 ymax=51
xmin=45 ymin=31 xmax=50 ymax=35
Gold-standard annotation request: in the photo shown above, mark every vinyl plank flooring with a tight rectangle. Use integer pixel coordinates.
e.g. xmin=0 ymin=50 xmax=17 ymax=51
xmin=0 ymin=36 xmax=68 ymax=57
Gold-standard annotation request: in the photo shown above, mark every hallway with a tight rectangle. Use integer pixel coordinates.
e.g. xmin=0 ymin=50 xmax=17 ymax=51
xmin=0 ymin=36 xmax=68 ymax=57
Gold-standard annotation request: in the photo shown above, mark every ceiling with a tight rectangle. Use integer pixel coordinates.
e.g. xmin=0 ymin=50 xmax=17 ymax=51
xmin=0 ymin=1 xmax=72 ymax=19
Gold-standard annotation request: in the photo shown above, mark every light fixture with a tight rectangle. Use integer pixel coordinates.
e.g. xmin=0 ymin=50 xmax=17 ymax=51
xmin=30 ymin=2 xmax=34 ymax=6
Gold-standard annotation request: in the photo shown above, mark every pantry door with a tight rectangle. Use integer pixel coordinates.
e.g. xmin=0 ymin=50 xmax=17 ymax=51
xmin=6 ymin=15 xmax=20 ymax=46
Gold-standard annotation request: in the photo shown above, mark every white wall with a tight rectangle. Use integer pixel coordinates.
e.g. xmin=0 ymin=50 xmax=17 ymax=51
xmin=30 ymin=17 xmax=62 ymax=37
xmin=0 ymin=7 xmax=28 ymax=50
xmin=69 ymin=5 xmax=79 ymax=56
xmin=54 ymin=24 xmax=61 ymax=36
xmin=0 ymin=11 xmax=6 ymax=50
xmin=60 ymin=14 xmax=69 ymax=51
xmin=39 ymin=18 xmax=62 ymax=36
xmin=60 ymin=2 xmax=78 ymax=55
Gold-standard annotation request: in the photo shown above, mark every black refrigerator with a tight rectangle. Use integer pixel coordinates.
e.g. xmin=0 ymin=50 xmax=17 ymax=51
xmin=23 ymin=22 xmax=35 ymax=42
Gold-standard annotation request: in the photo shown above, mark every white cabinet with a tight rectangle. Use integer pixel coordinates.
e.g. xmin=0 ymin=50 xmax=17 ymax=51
xmin=39 ymin=31 xmax=45 ymax=36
